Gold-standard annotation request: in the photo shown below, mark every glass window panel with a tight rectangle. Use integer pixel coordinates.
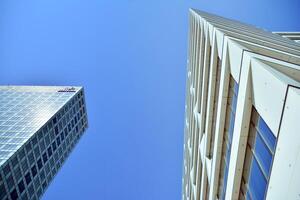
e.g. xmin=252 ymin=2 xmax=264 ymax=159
xmin=258 ymin=118 xmax=276 ymax=152
xmin=248 ymin=158 xmax=267 ymax=200
xmin=231 ymin=94 xmax=238 ymax=113
xmin=225 ymin=144 xmax=231 ymax=167
xmin=246 ymin=191 xmax=252 ymax=200
xmin=254 ymin=133 xmax=273 ymax=177
xmin=228 ymin=112 xmax=235 ymax=143
xmin=240 ymin=107 xmax=276 ymax=199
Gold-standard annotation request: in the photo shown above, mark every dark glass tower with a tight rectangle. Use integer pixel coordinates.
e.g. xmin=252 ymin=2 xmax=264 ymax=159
xmin=0 ymin=86 xmax=88 ymax=200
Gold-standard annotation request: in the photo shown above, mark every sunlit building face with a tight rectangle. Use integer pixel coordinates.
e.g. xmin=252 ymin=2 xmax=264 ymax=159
xmin=183 ymin=9 xmax=300 ymax=200
xmin=0 ymin=86 xmax=88 ymax=200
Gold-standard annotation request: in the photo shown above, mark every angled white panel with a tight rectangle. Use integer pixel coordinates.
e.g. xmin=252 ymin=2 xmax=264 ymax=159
xmin=215 ymin=29 xmax=224 ymax=59
xmin=208 ymin=23 xmax=214 ymax=46
xmin=227 ymin=39 xmax=246 ymax=82
xmin=267 ymin=87 xmax=300 ymax=200
xmin=251 ymin=58 xmax=287 ymax=137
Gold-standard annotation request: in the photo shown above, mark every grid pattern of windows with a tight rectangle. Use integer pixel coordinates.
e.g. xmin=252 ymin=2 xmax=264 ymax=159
xmin=0 ymin=87 xmax=77 ymax=165
xmin=0 ymin=86 xmax=88 ymax=200
xmin=239 ymin=107 xmax=276 ymax=200
xmin=217 ymin=76 xmax=239 ymax=200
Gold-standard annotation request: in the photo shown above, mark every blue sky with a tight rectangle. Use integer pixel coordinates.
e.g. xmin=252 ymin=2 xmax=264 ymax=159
xmin=0 ymin=0 xmax=299 ymax=199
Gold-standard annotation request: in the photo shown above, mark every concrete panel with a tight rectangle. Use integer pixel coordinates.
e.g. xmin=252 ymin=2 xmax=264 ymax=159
xmin=227 ymin=39 xmax=246 ymax=82
xmin=251 ymin=58 xmax=287 ymax=137
xmin=267 ymin=87 xmax=300 ymax=200
xmin=215 ymin=29 xmax=224 ymax=59
xmin=225 ymin=52 xmax=253 ymax=200
xmin=208 ymin=23 xmax=214 ymax=46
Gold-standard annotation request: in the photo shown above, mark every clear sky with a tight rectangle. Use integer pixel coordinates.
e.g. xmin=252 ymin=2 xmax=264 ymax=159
xmin=0 ymin=0 xmax=299 ymax=199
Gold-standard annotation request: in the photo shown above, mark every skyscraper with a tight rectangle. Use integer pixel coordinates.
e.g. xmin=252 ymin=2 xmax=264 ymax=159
xmin=0 ymin=86 xmax=88 ymax=200
xmin=182 ymin=9 xmax=300 ymax=200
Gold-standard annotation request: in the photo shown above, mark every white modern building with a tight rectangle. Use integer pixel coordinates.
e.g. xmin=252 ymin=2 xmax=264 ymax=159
xmin=182 ymin=9 xmax=300 ymax=200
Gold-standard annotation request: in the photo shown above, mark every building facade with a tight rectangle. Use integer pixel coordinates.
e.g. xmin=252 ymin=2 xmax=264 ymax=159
xmin=0 ymin=86 xmax=88 ymax=200
xmin=182 ymin=9 xmax=300 ymax=200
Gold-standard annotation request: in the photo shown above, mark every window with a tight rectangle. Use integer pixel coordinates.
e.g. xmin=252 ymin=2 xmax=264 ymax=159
xmin=32 ymin=136 xmax=38 ymax=147
xmin=40 ymin=140 xmax=46 ymax=152
xmin=42 ymin=181 xmax=47 ymax=190
xmin=25 ymin=172 xmax=32 ymax=185
xmin=18 ymin=148 xmax=26 ymax=160
xmin=34 ymin=146 xmax=40 ymax=158
xmin=45 ymin=134 xmax=50 ymax=146
xmin=40 ymin=169 xmax=46 ymax=182
xmin=64 ymin=127 xmax=68 ymax=137
xmin=28 ymin=152 xmax=35 ymax=164
xmin=42 ymin=152 xmax=48 ymax=164
xmin=239 ymin=107 xmax=276 ymax=199
xmin=0 ymin=183 xmax=6 ymax=199
xmin=68 ymin=124 xmax=71 ymax=132
xmin=74 ymin=116 xmax=78 ymax=124
xmin=10 ymin=189 xmax=18 ymax=200
xmin=11 ymin=156 xmax=18 ymax=167
xmin=3 ymin=163 xmax=11 ymax=175
xmin=42 ymin=126 xmax=48 ymax=135
xmin=21 ymin=159 xmax=29 ymax=173
xmin=34 ymin=176 xmax=40 ymax=189
xmin=53 ymin=116 xmax=57 ymax=125
xmin=18 ymin=179 xmax=25 ymax=194
xmin=37 ymin=188 xmax=43 ymax=198
xmin=56 ymin=137 xmax=61 ymax=146
xmin=6 ymin=175 xmax=15 ymax=190
xmin=31 ymin=165 xmax=37 ymax=177
xmin=13 ymin=166 xmax=22 ymax=180
xmin=217 ymin=76 xmax=239 ymax=200
xmin=37 ymin=130 xmax=44 ymax=141
xmin=47 ymin=146 xmax=53 ymax=157
xmin=54 ymin=126 xmax=59 ymax=136
xmin=25 ymin=142 xmax=32 ymax=154
xmin=28 ymin=184 xmax=35 ymax=197
xmin=37 ymin=158 xmax=43 ymax=170
xmin=52 ymin=141 xmax=57 ymax=152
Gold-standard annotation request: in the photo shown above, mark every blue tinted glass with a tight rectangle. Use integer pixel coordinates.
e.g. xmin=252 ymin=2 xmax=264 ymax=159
xmin=248 ymin=158 xmax=267 ymax=200
xmin=254 ymin=133 xmax=273 ymax=177
xmin=228 ymin=112 xmax=235 ymax=143
xmin=231 ymin=95 xmax=238 ymax=113
xmin=246 ymin=191 xmax=252 ymax=200
xmin=225 ymin=144 xmax=231 ymax=167
xmin=221 ymin=188 xmax=225 ymax=200
xmin=258 ymin=117 xmax=276 ymax=152
xmin=234 ymin=81 xmax=239 ymax=95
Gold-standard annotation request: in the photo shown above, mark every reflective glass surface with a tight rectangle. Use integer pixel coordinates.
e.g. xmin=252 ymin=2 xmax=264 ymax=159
xmin=0 ymin=86 xmax=78 ymax=166
xmin=248 ymin=158 xmax=267 ymax=200
xmin=258 ymin=118 xmax=276 ymax=153
xmin=254 ymin=133 xmax=273 ymax=177
xmin=0 ymin=86 xmax=88 ymax=200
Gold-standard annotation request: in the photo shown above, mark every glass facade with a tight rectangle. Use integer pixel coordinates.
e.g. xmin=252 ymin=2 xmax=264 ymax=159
xmin=0 ymin=86 xmax=88 ymax=200
xmin=218 ymin=76 xmax=239 ymax=200
xmin=240 ymin=107 xmax=276 ymax=200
